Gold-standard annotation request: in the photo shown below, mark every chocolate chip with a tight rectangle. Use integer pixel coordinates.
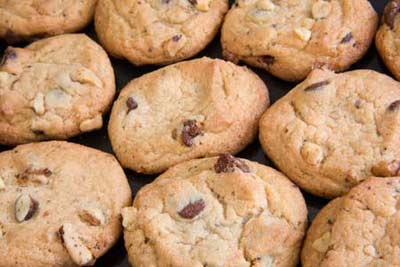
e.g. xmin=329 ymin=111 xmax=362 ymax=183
xmin=188 ymin=0 xmax=197 ymax=5
xmin=384 ymin=0 xmax=400 ymax=29
xmin=260 ymin=55 xmax=275 ymax=65
xmin=214 ymin=153 xmax=250 ymax=173
xmin=126 ymin=97 xmax=138 ymax=112
xmin=162 ymin=0 xmax=170 ymax=3
xmin=0 ymin=48 xmax=17 ymax=66
xmin=181 ymin=120 xmax=202 ymax=147
xmin=172 ymin=35 xmax=182 ymax=42
xmin=354 ymin=99 xmax=362 ymax=109
xmin=178 ymin=199 xmax=205 ymax=219
xmin=340 ymin=32 xmax=353 ymax=44
xmin=304 ymin=80 xmax=330 ymax=92
xmin=388 ymin=100 xmax=400 ymax=111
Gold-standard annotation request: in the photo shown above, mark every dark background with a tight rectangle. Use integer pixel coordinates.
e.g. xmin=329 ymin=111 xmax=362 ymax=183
xmin=0 ymin=1 xmax=388 ymax=266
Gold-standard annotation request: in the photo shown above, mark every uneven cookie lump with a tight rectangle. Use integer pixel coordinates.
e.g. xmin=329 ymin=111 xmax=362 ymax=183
xmin=302 ymin=177 xmax=400 ymax=267
xmin=221 ymin=0 xmax=378 ymax=81
xmin=95 ymin=0 xmax=228 ymax=65
xmin=0 ymin=34 xmax=115 ymax=145
xmin=122 ymin=155 xmax=308 ymax=267
xmin=0 ymin=141 xmax=132 ymax=267
xmin=259 ymin=68 xmax=400 ymax=198
xmin=108 ymin=57 xmax=269 ymax=174
xmin=0 ymin=1 xmax=97 ymax=43
xmin=376 ymin=0 xmax=400 ymax=81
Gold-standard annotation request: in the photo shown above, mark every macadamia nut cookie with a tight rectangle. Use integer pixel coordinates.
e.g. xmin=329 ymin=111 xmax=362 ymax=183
xmin=260 ymin=68 xmax=400 ymax=198
xmin=221 ymin=0 xmax=378 ymax=81
xmin=108 ymin=57 xmax=269 ymax=174
xmin=122 ymin=154 xmax=308 ymax=267
xmin=0 ymin=34 xmax=115 ymax=145
xmin=0 ymin=141 xmax=132 ymax=267
xmin=0 ymin=0 xmax=97 ymax=43
xmin=302 ymin=177 xmax=400 ymax=267
xmin=95 ymin=0 xmax=228 ymax=65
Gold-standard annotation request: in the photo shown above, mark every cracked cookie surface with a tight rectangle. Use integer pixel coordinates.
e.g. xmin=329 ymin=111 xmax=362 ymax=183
xmin=108 ymin=57 xmax=269 ymax=174
xmin=376 ymin=0 xmax=400 ymax=81
xmin=302 ymin=177 xmax=400 ymax=267
xmin=259 ymin=68 xmax=400 ymax=198
xmin=122 ymin=155 xmax=308 ymax=267
xmin=0 ymin=34 xmax=115 ymax=145
xmin=95 ymin=0 xmax=228 ymax=65
xmin=0 ymin=0 xmax=97 ymax=43
xmin=221 ymin=0 xmax=378 ymax=81
xmin=0 ymin=141 xmax=132 ymax=267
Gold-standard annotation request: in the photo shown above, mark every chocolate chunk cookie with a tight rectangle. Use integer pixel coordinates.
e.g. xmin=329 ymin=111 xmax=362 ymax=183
xmin=0 ymin=34 xmax=115 ymax=145
xmin=259 ymin=68 xmax=400 ymax=198
xmin=0 ymin=1 xmax=97 ymax=43
xmin=95 ymin=0 xmax=228 ymax=65
xmin=122 ymin=155 xmax=308 ymax=267
xmin=302 ymin=177 xmax=400 ymax=266
xmin=376 ymin=0 xmax=400 ymax=81
xmin=221 ymin=0 xmax=378 ymax=81
xmin=0 ymin=141 xmax=132 ymax=267
xmin=108 ymin=57 xmax=269 ymax=174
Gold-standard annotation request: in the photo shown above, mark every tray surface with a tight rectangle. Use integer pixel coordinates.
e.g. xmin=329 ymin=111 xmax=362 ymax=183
xmin=0 ymin=1 xmax=389 ymax=266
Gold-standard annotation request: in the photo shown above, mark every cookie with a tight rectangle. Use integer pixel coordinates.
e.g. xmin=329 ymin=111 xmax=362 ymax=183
xmin=108 ymin=57 xmax=269 ymax=174
xmin=302 ymin=177 xmax=400 ymax=267
xmin=0 ymin=1 xmax=97 ymax=43
xmin=122 ymin=154 xmax=308 ymax=267
xmin=221 ymin=0 xmax=378 ymax=82
xmin=0 ymin=141 xmax=132 ymax=267
xmin=376 ymin=0 xmax=400 ymax=81
xmin=0 ymin=34 xmax=115 ymax=146
xmin=95 ymin=0 xmax=228 ymax=65
xmin=259 ymin=68 xmax=400 ymax=198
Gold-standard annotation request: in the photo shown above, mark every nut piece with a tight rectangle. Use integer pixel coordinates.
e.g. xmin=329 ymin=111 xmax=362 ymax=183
xmin=301 ymin=142 xmax=324 ymax=165
xmin=17 ymin=167 xmax=52 ymax=185
xmin=196 ymin=0 xmax=211 ymax=11
xmin=214 ymin=153 xmax=250 ymax=173
xmin=312 ymin=1 xmax=331 ymax=19
xmin=79 ymin=208 xmax=106 ymax=226
xmin=0 ymin=177 xmax=5 ymax=190
xmin=294 ymin=27 xmax=312 ymax=42
xmin=15 ymin=194 xmax=38 ymax=222
xmin=257 ymin=0 xmax=275 ymax=11
xmin=312 ymin=231 xmax=332 ymax=253
xmin=79 ymin=115 xmax=103 ymax=132
xmin=302 ymin=18 xmax=315 ymax=30
xmin=371 ymin=160 xmax=400 ymax=177
xmin=32 ymin=93 xmax=45 ymax=115
xmin=178 ymin=199 xmax=205 ymax=219
xmin=59 ymin=223 xmax=95 ymax=266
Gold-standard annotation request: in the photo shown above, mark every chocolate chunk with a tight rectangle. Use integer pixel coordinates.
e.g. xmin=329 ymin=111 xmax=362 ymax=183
xmin=178 ymin=199 xmax=205 ymax=219
xmin=126 ymin=97 xmax=138 ymax=112
xmin=340 ymin=32 xmax=353 ymax=44
xmin=304 ymin=80 xmax=330 ymax=92
xmin=172 ymin=35 xmax=182 ymax=42
xmin=354 ymin=99 xmax=362 ymax=109
xmin=181 ymin=120 xmax=202 ymax=147
xmin=188 ymin=0 xmax=197 ymax=5
xmin=0 ymin=48 xmax=17 ymax=66
xmin=384 ymin=0 xmax=400 ymax=29
xmin=388 ymin=100 xmax=400 ymax=111
xmin=260 ymin=55 xmax=275 ymax=65
xmin=214 ymin=153 xmax=250 ymax=173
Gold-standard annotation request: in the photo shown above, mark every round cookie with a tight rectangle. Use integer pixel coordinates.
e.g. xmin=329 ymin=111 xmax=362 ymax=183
xmin=108 ymin=57 xmax=269 ymax=174
xmin=95 ymin=0 xmax=228 ymax=65
xmin=0 ymin=34 xmax=115 ymax=146
xmin=259 ymin=68 xmax=400 ymax=198
xmin=302 ymin=177 xmax=400 ymax=267
xmin=0 ymin=141 xmax=132 ymax=267
xmin=376 ymin=0 xmax=400 ymax=81
xmin=0 ymin=0 xmax=97 ymax=43
xmin=221 ymin=0 xmax=378 ymax=82
xmin=122 ymin=154 xmax=308 ymax=267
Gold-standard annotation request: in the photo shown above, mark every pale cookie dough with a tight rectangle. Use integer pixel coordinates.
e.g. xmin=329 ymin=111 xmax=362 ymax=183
xmin=108 ymin=57 xmax=269 ymax=174
xmin=302 ymin=177 xmax=400 ymax=267
xmin=259 ymin=68 xmax=400 ymax=198
xmin=0 ymin=34 xmax=115 ymax=145
xmin=0 ymin=141 xmax=132 ymax=267
xmin=95 ymin=0 xmax=228 ymax=65
xmin=376 ymin=0 xmax=400 ymax=81
xmin=0 ymin=0 xmax=97 ymax=43
xmin=122 ymin=154 xmax=308 ymax=267
xmin=221 ymin=0 xmax=378 ymax=81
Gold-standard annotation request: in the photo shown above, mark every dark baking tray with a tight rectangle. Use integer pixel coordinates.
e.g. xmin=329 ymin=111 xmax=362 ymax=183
xmin=0 ymin=1 xmax=388 ymax=266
